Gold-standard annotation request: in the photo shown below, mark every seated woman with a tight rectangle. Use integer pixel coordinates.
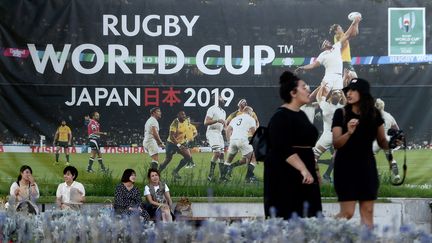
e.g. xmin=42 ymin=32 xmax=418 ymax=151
xmin=9 ymin=165 xmax=40 ymax=214
xmin=56 ymin=166 xmax=85 ymax=210
xmin=113 ymin=169 xmax=150 ymax=220
xmin=144 ymin=168 xmax=173 ymax=222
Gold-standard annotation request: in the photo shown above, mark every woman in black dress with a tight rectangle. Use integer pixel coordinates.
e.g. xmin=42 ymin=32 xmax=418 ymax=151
xmin=332 ymin=78 xmax=394 ymax=228
xmin=113 ymin=169 xmax=150 ymax=220
xmin=264 ymin=71 xmax=322 ymax=220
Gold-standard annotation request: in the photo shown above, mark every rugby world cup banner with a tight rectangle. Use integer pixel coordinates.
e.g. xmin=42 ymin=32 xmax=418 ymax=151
xmin=388 ymin=8 xmax=426 ymax=56
xmin=1 ymin=0 xmax=432 ymax=148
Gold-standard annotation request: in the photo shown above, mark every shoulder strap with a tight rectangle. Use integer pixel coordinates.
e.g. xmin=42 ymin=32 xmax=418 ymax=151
xmin=148 ymin=184 xmax=156 ymax=199
xmin=159 ymin=181 xmax=165 ymax=192
xmin=341 ymin=107 xmax=346 ymax=126
xmin=149 ymin=183 xmax=165 ymax=196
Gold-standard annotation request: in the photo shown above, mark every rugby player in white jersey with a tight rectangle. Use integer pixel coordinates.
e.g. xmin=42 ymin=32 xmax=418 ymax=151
xmin=372 ymin=98 xmax=399 ymax=153
xmin=296 ymin=16 xmax=361 ymax=97
xmin=300 ymin=102 xmax=320 ymax=124
xmin=372 ymin=98 xmax=400 ymax=180
xmin=221 ymin=106 xmax=258 ymax=183
xmin=226 ymin=98 xmax=260 ymax=128
xmin=204 ymin=95 xmax=227 ymax=182
xmin=313 ymin=86 xmax=346 ymax=182
xmin=143 ymin=107 xmax=165 ymax=169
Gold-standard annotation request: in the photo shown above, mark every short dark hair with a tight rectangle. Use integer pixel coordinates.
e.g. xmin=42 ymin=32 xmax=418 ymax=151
xmin=150 ymin=107 xmax=160 ymax=115
xmin=121 ymin=169 xmax=136 ymax=183
xmin=63 ymin=166 xmax=78 ymax=181
xmin=177 ymin=110 xmax=186 ymax=118
xmin=279 ymin=71 xmax=300 ymax=103
xmin=147 ymin=168 xmax=160 ymax=179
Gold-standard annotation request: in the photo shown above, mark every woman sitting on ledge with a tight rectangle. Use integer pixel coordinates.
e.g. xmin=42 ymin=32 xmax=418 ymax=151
xmin=113 ymin=168 xmax=150 ymax=220
xmin=56 ymin=166 xmax=85 ymax=210
xmin=9 ymin=165 xmax=40 ymax=214
xmin=144 ymin=168 xmax=173 ymax=222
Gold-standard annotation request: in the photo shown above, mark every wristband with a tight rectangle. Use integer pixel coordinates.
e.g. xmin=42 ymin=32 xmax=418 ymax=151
xmin=177 ymin=143 xmax=181 ymax=148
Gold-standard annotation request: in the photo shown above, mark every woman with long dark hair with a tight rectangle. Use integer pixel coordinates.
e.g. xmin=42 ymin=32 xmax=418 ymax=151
xmin=10 ymin=165 xmax=40 ymax=202
xmin=9 ymin=165 xmax=40 ymax=213
xmin=332 ymin=78 xmax=398 ymax=228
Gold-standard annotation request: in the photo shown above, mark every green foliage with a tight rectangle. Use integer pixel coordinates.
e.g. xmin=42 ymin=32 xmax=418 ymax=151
xmin=0 ymin=149 xmax=431 ymax=199
xmin=85 ymin=170 xmax=117 ymax=196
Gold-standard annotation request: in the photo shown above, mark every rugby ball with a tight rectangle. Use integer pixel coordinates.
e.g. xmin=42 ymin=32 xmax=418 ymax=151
xmin=348 ymin=12 xmax=362 ymax=21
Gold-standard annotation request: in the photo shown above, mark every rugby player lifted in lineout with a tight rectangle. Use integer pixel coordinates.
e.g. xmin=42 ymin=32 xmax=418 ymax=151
xmin=295 ymin=15 xmax=361 ymax=98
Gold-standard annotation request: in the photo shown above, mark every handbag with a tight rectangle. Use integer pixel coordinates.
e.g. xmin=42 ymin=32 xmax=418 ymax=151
xmin=174 ymin=197 xmax=193 ymax=218
xmin=249 ymin=126 xmax=268 ymax=161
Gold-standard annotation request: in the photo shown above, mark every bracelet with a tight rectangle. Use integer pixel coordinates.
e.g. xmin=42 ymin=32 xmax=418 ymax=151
xmin=31 ymin=184 xmax=36 ymax=187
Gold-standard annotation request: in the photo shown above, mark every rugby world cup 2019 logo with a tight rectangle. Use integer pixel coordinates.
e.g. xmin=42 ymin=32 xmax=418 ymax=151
xmin=398 ymin=12 xmax=415 ymax=33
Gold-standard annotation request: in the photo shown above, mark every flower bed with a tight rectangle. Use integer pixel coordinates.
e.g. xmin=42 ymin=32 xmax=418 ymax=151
xmin=0 ymin=209 xmax=431 ymax=242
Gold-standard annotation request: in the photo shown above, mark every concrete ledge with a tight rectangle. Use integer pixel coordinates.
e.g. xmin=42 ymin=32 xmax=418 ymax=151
xmin=30 ymin=198 xmax=432 ymax=233
xmin=390 ymin=198 xmax=432 ymax=233
xmin=190 ymin=199 xmax=431 ymax=232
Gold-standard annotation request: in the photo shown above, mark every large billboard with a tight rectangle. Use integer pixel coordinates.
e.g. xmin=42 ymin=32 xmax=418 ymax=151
xmin=1 ymin=0 xmax=431 ymax=147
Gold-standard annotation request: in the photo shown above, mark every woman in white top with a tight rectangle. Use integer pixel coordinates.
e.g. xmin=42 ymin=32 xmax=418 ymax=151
xmin=144 ymin=168 xmax=173 ymax=222
xmin=56 ymin=166 xmax=85 ymax=210
xmin=9 ymin=165 xmax=40 ymax=213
